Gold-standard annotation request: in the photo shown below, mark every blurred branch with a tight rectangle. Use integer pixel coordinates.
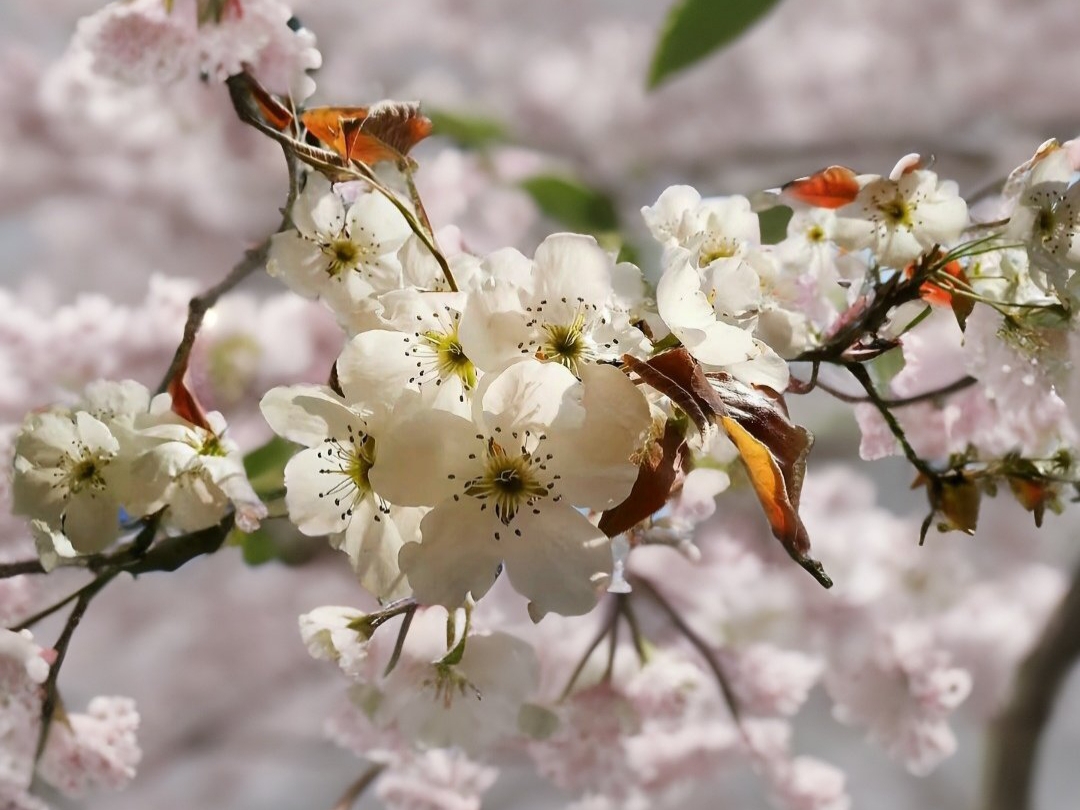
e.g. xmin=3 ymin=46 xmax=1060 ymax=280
xmin=980 ymin=554 xmax=1080 ymax=810
xmin=812 ymin=375 xmax=977 ymax=408
xmin=331 ymin=764 xmax=385 ymax=810
xmin=34 ymin=570 xmax=118 ymax=760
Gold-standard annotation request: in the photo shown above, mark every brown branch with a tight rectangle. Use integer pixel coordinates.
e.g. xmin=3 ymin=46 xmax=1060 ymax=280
xmin=0 ymin=559 xmax=46 ymax=578
xmin=155 ymin=151 xmax=299 ymax=395
xmin=979 ymin=554 xmax=1080 ymax=810
xmin=330 ymin=764 xmax=385 ymax=810
xmin=559 ymin=595 xmax=619 ymax=700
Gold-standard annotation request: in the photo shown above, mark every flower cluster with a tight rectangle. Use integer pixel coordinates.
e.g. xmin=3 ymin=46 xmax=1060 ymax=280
xmin=13 ymin=379 xmax=264 ymax=563
xmin=10 ymin=1 xmax=1080 ymax=809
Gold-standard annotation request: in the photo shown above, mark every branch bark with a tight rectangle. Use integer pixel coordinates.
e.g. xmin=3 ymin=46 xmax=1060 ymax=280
xmin=980 ymin=554 xmax=1080 ymax=810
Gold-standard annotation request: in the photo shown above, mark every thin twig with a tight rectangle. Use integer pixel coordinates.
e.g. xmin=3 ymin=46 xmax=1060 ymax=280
xmin=382 ymin=603 xmax=417 ymax=677
xmin=34 ymin=570 xmax=118 ymax=760
xmin=843 ymin=361 xmax=936 ymax=480
xmin=11 ymin=573 xmax=112 ymax=633
xmin=559 ymin=595 xmax=619 ymax=700
xmin=630 ymin=575 xmax=742 ymax=725
xmin=979 ymin=554 xmax=1080 ymax=810
xmin=331 ymin=764 xmax=386 ymax=810
xmin=155 ymin=151 xmax=299 ymax=395
xmin=815 ymin=375 xmax=977 ymax=408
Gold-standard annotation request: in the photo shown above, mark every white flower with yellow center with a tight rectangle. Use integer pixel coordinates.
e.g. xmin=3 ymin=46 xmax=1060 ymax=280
xmin=642 ymin=186 xmax=760 ymax=265
xmin=12 ymin=409 xmax=123 ymax=553
xmin=1005 ymin=147 xmax=1080 ymax=289
xmin=260 ymin=385 xmax=421 ymax=599
xmin=336 ymin=290 xmax=478 ymax=415
xmin=370 ymin=360 xmax=650 ymax=619
xmin=125 ymin=394 xmax=266 ymax=534
xmin=267 ymin=173 xmax=411 ymax=328
xmin=833 ymin=168 xmax=968 ymax=268
xmin=458 ymin=233 xmax=650 ymax=375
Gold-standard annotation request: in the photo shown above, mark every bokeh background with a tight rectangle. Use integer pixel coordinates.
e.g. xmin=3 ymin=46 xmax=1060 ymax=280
xmin=3 ymin=1 xmax=1080 ymax=808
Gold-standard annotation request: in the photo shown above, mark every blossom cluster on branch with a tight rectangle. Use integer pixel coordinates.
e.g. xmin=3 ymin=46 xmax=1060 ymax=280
xmin=4 ymin=2 xmax=1080 ymax=810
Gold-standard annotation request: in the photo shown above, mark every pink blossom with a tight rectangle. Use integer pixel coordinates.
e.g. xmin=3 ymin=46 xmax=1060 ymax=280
xmin=38 ymin=696 xmax=142 ymax=796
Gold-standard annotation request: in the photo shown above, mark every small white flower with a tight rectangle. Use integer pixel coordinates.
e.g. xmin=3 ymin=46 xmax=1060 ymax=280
xmin=261 ymin=385 xmax=420 ymax=599
xmin=267 ymin=174 xmax=411 ymax=331
xmin=834 ymin=168 xmax=968 ymax=268
xmin=125 ymin=394 xmax=265 ymax=533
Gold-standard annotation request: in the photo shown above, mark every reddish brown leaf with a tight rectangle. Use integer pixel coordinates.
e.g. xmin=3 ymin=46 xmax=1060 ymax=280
xmin=599 ymin=422 xmax=686 ymax=538
xmin=622 ymin=351 xmax=711 ymax=434
xmin=167 ymin=368 xmax=213 ymax=432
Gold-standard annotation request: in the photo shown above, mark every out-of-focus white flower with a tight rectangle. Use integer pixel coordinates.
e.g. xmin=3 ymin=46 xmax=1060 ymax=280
xmin=375 ymin=748 xmax=498 ymax=810
xmin=298 ymin=605 xmax=372 ymax=679
xmin=827 ymin=623 xmax=971 ymax=776
xmin=834 ymin=168 xmax=968 ymax=268
xmin=373 ymin=361 xmax=649 ymax=618
xmin=38 ymin=696 xmax=141 ymax=797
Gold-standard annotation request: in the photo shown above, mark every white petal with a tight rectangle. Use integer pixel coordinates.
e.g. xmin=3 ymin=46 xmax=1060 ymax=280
xmin=502 ymin=501 xmax=612 ymax=619
xmin=476 ymin=360 xmax=584 ymax=437
xmin=369 ymin=408 xmax=482 ymax=507
xmin=398 ymin=500 xmax=504 ymax=608
xmin=260 ymin=385 xmax=356 ymax=447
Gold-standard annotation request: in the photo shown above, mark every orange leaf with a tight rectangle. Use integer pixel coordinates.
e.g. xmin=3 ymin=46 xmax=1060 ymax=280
xmin=781 ymin=165 xmax=860 ymax=209
xmin=301 ymin=102 xmax=433 ymax=166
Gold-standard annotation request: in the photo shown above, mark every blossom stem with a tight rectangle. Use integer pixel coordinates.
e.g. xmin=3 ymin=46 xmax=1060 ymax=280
xmin=34 ymin=569 xmax=118 ymax=761
xmin=382 ymin=603 xmax=418 ymax=677
xmin=330 ymin=764 xmax=386 ymax=810
xmin=979 ymin=554 xmax=1080 ymax=810
xmin=630 ymin=575 xmax=742 ymax=724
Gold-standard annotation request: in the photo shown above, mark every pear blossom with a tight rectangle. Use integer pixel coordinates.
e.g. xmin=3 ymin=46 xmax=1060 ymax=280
xmin=1004 ymin=145 xmax=1080 ymax=292
xmin=375 ymin=748 xmax=499 ymax=810
xmin=458 ymin=233 xmax=650 ymax=376
xmin=12 ymin=408 xmax=124 ymax=553
xmin=267 ymin=174 xmax=412 ymax=333
xmin=261 ymin=385 xmax=422 ymax=599
xmin=124 ymin=392 xmax=267 ymax=534
xmin=642 ymin=187 xmax=760 ymax=262
xmin=833 ymin=167 xmax=969 ymax=268
xmin=372 ymin=360 xmax=650 ymax=618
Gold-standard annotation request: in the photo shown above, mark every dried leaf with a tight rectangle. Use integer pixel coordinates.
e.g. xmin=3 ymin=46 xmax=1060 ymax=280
xmin=599 ymin=422 xmax=686 ymax=538
xmin=710 ymin=376 xmax=831 ymax=587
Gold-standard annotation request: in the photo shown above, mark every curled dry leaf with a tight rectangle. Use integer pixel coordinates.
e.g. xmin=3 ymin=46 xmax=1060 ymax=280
xmin=623 ymin=350 xmax=832 ymax=588
xmin=599 ymin=421 xmax=686 ymax=538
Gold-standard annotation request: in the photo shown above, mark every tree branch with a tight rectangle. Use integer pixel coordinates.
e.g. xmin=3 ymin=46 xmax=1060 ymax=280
xmin=812 ymin=375 xmax=977 ymax=408
xmin=979 ymin=554 xmax=1080 ymax=810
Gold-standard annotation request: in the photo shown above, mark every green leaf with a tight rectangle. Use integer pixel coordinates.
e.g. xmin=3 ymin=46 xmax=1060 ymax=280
xmin=521 ymin=175 xmax=619 ymax=235
xmin=758 ymin=205 xmax=793 ymax=245
xmin=237 ymin=528 xmax=279 ymax=566
xmin=648 ymin=0 xmax=784 ymax=89
xmin=428 ymin=109 xmax=507 ymax=150
xmin=243 ymin=436 xmax=297 ymax=498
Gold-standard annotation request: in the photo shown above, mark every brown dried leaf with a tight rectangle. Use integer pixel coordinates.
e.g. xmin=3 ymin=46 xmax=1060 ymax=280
xmin=599 ymin=422 xmax=686 ymax=538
